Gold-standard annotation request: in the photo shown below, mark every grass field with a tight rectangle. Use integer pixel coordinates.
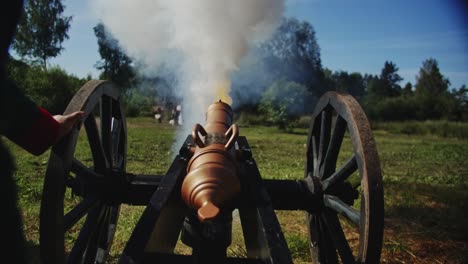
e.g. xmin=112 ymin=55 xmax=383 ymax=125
xmin=6 ymin=117 xmax=468 ymax=263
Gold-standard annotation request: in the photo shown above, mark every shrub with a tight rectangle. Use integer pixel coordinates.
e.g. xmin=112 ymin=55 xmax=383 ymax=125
xmin=7 ymin=59 xmax=85 ymax=114
xmin=296 ymin=115 xmax=312 ymax=128
xmin=364 ymin=96 xmax=420 ymax=121
xmin=122 ymin=91 xmax=154 ymax=117
xmin=40 ymin=67 xmax=84 ymax=114
xmin=234 ymin=110 xmax=269 ymax=126
xmin=259 ymin=80 xmax=310 ymax=130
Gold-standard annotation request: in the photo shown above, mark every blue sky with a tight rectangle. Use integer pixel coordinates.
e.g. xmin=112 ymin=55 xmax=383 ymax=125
xmin=49 ymin=0 xmax=468 ymax=89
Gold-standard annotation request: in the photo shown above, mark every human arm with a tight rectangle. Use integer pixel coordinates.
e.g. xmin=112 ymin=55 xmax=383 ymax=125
xmin=0 ymin=77 xmax=83 ymax=156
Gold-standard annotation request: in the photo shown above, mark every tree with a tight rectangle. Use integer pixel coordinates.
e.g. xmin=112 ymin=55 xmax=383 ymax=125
xmin=231 ymin=17 xmax=325 ymax=112
xmin=94 ymin=23 xmax=134 ymax=89
xmin=414 ymin=58 xmax=451 ymax=119
xmin=453 ymin=85 xmax=468 ymax=106
xmin=415 ymin=58 xmax=450 ymax=98
xmin=259 ymin=81 xmax=310 ymax=130
xmin=263 ymin=18 xmax=321 ymax=71
xmin=260 ymin=18 xmax=324 ymax=95
xmin=450 ymin=84 xmax=468 ymax=121
xmin=402 ymin=82 xmax=413 ymax=96
xmin=381 ymin=61 xmax=403 ymax=90
xmin=367 ymin=61 xmax=402 ymax=98
xmin=13 ymin=0 xmax=71 ymax=69
xmin=330 ymin=71 xmax=365 ymax=99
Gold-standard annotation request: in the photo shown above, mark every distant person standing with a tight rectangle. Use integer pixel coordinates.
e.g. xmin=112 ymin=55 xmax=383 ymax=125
xmin=169 ymin=106 xmax=177 ymax=126
xmin=176 ymin=104 xmax=183 ymax=125
xmin=154 ymin=106 xmax=163 ymax=123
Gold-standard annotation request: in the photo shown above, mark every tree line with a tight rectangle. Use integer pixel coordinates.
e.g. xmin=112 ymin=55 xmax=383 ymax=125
xmin=6 ymin=0 xmax=468 ymax=126
xmin=333 ymin=59 xmax=467 ymax=122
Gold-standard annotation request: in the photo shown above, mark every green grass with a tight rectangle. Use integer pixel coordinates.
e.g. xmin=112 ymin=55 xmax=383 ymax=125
xmin=5 ymin=118 xmax=468 ymax=263
xmin=371 ymin=120 xmax=468 ymax=139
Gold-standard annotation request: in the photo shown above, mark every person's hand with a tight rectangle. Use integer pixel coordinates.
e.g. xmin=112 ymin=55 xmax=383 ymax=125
xmin=53 ymin=111 xmax=85 ymax=143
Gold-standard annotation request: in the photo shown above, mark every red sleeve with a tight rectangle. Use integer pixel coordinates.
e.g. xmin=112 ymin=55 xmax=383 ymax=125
xmin=11 ymin=107 xmax=60 ymax=156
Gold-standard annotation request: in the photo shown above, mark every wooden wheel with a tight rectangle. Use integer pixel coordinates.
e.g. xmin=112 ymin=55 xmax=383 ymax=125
xmin=305 ymin=92 xmax=384 ymax=263
xmin=40 ymin=80 xmax=127 ymax=264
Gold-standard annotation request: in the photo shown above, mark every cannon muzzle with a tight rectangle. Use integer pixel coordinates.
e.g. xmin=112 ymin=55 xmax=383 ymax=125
xmin=181 ymin=101 xmax=240 ymax=222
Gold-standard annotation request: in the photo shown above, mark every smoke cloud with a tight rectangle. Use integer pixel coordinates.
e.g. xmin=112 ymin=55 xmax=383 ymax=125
xmin=92 ymin=0 xmax=284 ymax=150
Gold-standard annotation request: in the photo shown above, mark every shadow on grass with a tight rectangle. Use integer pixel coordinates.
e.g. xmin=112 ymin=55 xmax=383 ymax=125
xmin=385 ymin=181 xmax=468 ymax=240
xmin=383 ymin=181 xmax=468 ymax=262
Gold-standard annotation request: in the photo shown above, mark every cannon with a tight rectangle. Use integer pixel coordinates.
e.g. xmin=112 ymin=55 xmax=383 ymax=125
xmin=39 ymin=80 xmax=383 ymax=263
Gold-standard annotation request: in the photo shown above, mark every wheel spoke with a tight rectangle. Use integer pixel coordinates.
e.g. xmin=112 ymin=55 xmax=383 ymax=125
xmin=306 ymin=214 xmax=320 ymax=263
xmin=112 ymin=101 xmax=126 ymax=163
xmin=83 ymin=206 xmax=110 ymax=264
xmin=321 ymin=115 xmax=347 ymax=179
xmin=96 ymin=207 xmax=116 ymax=263
xmin=84 ymin=115 xmax=109 ymax=172
xmin=321 ymin=155 xmax=358 ymax=191
xmin=110 ymin=101 xmax=126 ymax=170
xmin=71 ymin=159 xmax=104 ymax=179
xmin=318 ymin=215 xmax=339 ymax=263
xmin=68 ymin=204 xmax=102 ymax=262
xmin=111 ymin=118 xmax=122 ymax=168
xmin=324 ymin=195 xmax=360 ymax=226
xmin=311 ymin=133 xmax=319 ymax=177
xmin=318 ymin=109 xmax=332 ymax=179
xmin=100 ymin=96 xmax=113 ymax=168
xmin=322 ymin=211 xmax=355 ymax=263
xmin=64 ymin=198 xmax=98 ymax=231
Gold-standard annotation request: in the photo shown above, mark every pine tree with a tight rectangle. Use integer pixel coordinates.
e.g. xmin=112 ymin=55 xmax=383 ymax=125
xmin=414 ymin=58 xmax=451 ymax=119
xmin=94 ymin=23 xmax=134 ymax=90
xmin=415 ymin=58 xmax=450 ymax=98
xmin=367 ymin=61 xmax=402 ymax=98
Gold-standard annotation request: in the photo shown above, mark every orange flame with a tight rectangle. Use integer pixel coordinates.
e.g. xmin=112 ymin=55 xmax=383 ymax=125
xmin=216 ymin=79 xmax=233 ymax=105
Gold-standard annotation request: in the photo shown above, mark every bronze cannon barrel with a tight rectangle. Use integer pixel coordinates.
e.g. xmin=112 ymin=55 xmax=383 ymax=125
xmin=181 ymin=101 xmax=240 ymax=222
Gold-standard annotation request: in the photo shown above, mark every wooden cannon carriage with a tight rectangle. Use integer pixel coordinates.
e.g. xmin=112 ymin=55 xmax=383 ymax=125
xmin=39 ymin=80 xmax=383 ymax=264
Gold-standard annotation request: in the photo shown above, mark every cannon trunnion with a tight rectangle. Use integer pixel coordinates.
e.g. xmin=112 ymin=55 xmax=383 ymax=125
xmin=39 ymin=80 xmax=384 ymax=263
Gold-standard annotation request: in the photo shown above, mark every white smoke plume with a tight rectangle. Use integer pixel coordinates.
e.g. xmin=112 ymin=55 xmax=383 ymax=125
xmin=91 ymin=0 xmax=284 ymax=151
